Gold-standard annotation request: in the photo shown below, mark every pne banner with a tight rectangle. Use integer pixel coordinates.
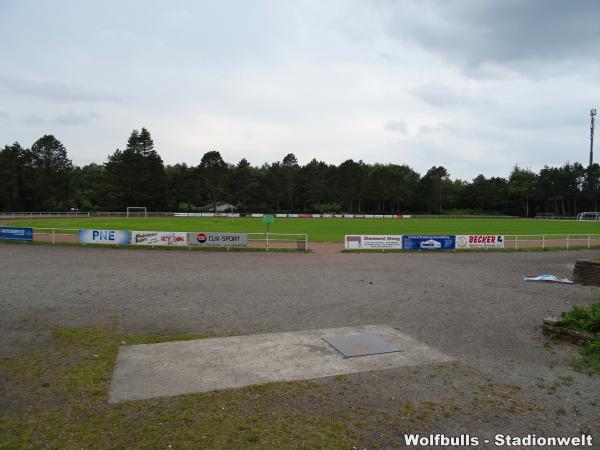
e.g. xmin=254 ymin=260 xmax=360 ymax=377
xmin=402 ymin=235 xmax=456 ymax=251
xmin=0 ymin=226 xmax=33 ymax=241
xmin=79 ymin=229 xmax=130 ymax=245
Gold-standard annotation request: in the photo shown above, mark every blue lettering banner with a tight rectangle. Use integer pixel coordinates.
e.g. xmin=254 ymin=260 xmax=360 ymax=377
xmin=79 ymin=229 xmax=130 ymax=245
xmin=402 ymin=235 xmax=456 ymax=251
xmin=0 ymin=226 xmax=33 ymax=241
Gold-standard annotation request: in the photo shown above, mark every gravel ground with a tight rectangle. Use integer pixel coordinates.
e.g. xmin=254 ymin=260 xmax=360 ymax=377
xmin=2 ymin=243 xmax=600 ymax=446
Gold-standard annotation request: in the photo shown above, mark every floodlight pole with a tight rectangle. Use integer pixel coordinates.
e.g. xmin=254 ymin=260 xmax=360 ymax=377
xmin=590 ymin=108 xmax=596 ymax=167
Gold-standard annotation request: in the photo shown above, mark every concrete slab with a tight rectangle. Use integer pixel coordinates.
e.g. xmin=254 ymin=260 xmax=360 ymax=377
xmin=109 ymin=325 xmax=454 ymax=402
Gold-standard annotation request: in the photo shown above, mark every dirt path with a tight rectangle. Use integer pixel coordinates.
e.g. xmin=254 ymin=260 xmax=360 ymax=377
xmin=2 ymin=244 xmax=600 ymax=446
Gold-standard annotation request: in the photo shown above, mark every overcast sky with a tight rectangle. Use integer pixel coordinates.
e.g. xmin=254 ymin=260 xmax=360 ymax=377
xmin=1 ymin=0 xmax=599 ymax=179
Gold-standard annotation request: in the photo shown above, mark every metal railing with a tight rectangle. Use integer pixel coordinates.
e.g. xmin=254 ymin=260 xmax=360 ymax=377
xmin=534 ymin=214 xmax=578 ymax=220
xmin=28 ymin=228 xmax=309 ymax=252
xmin=11 ymin=228 xmax=600 ymax=252
xmin=503 ymin=234 xmax=600 ymax=250
xmin=247 ymin=233 xmax=309 ymax=252
xmin=0 ymin=211 xmax=90 ymax=218
xmin=30 ymin=228 xmax=79 ymax=245
xmin=2 ymin=210 xmax=522 ymax=219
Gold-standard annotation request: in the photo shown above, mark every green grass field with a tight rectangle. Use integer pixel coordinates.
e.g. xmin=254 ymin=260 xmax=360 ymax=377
xmin=5 ymin=217 xmax=600 ymax=242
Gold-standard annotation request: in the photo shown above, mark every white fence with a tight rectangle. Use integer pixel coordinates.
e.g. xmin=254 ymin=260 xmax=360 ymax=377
xmin=535 ymin=215 xmax=578 ymax=220
xmin=247 ymin=233 xmax=308 ymax=252
xmin=25 ymin=229 xmax=600 ymax=252
xmin=29 ymin=228 xmax=309 ymax=252
xmin=2 ymin=211 xmax=522 ymax=219
xmin=503 ymin=234 xmax=600 ymax=250
xmin=0 ymin=211 xmax=90 ymax=218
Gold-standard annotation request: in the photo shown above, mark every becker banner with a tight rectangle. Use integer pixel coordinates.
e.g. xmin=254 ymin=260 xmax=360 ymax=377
xmin=456 ymin=235 xmax=504 ymax=249
xmin=131 ymin=231 xmax=188 ymax=246
xmin=344 ymin=235 xmax=403 ymax=249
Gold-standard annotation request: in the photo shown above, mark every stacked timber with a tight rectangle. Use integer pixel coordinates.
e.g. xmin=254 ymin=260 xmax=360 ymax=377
xmin=572 ymin=260 xmax=600 ymax=286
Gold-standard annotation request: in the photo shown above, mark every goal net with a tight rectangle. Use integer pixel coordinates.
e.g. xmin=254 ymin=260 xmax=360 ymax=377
xmin=577 ymin=211 xmax=600 ymax=221
xmin=127 ymin=207 xmax=147 ymax=218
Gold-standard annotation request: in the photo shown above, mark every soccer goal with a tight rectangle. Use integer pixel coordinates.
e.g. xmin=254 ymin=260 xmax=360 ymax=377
xmin=577 ymin=211 xmax=600 ymax=221
xmin=127 ymin=206 xmax=147 ymax=218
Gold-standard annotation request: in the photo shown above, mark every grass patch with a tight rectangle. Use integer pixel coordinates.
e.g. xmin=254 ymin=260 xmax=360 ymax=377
xmin=557 ymin=303 xmax=600 ymax=334
xmin=5 ymin=216 xmax=600 ymax=242
xmin=0 ymin=326 xmax=355 ymax=449
xmin=1 ymin=326 xmax=550 ymax=448
xmin=554 ymin=303 xmax=600 ymax=374
xmin=571 ymin=339 xmax=600 ymax=374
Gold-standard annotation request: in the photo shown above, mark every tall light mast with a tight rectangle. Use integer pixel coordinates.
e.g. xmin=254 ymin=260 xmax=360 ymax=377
xmin=590 ymin=108 xmax=597 ymax=167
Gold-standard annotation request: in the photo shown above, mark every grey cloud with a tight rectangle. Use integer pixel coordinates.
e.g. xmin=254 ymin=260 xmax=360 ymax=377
xmin=0 ymin=75 xmax=124 ymax=103
xmin=0 ymin=1 xmax=597 ymax=179
xmin=0 ymin=111 xmax=9 ymax=119
xmin=20 ymin=115 xmax=46 ymax=125
xmin=411 ymin=83 xmax=468 ymax=107
xmin=384 ymin=120 xmax=407 ymax=133
xmin=54 ymin=111 xmax=100 ymax=125
xmin=384 ymin=0 xmax=600 ymax=74
xmin=416 ymin=124 xmax=442 ymax=136
xmin=20 ymin=111 xmax=100 ymax=126
xmin=495 ymin=109 xmax=584 ymax=131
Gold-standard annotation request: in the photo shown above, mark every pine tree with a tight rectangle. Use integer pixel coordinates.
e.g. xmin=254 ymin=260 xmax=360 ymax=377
xmin=105 ymin=128 xmax=167 ymax=209
xmin=29 ymin=135 xmax=73 ymax=209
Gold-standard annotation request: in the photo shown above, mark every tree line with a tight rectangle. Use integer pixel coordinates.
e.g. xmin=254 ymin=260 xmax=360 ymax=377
xmin=2 ymin=128 xmax=600 ymax=216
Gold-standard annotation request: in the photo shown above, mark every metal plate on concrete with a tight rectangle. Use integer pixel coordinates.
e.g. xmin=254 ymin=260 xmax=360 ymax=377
xmin=109 ymin=325 xmax=454 ymax=402
xmin=322 ymin=333 xmax=400 ymax=357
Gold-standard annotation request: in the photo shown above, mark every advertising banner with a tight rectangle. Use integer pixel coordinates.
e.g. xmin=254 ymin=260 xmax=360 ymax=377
xmin=0 ymin=226 xmax=33 ymax=241
xmin=79 ymin=229 xmax=130 ymax=245
xmin=402 ymin=235 xmax=456 ymax=251
xmin=188 ymin=232 xmax=248 ymax=247
xmin=345 ymin=235 xmax=404 ymax=249
xmin=456 ymin=235 xmax=505 ymax=249
xmin=131 ymin=231 xmax=188 ymax=246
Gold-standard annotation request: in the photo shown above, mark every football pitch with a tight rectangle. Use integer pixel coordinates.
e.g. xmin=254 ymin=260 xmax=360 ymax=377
xmin=6 ymin=216 xmax=600 ymax=242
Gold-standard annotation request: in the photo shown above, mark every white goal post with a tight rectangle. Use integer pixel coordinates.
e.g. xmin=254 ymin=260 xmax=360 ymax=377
xmin=127 ymin=207 xmax=147 ymax=218
xmin=577 ymin=211 xmax=600 ymax=221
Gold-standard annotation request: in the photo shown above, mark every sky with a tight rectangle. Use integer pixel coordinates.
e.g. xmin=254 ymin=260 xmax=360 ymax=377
xmin=1 ymin=0 xmax=599 ymax=180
